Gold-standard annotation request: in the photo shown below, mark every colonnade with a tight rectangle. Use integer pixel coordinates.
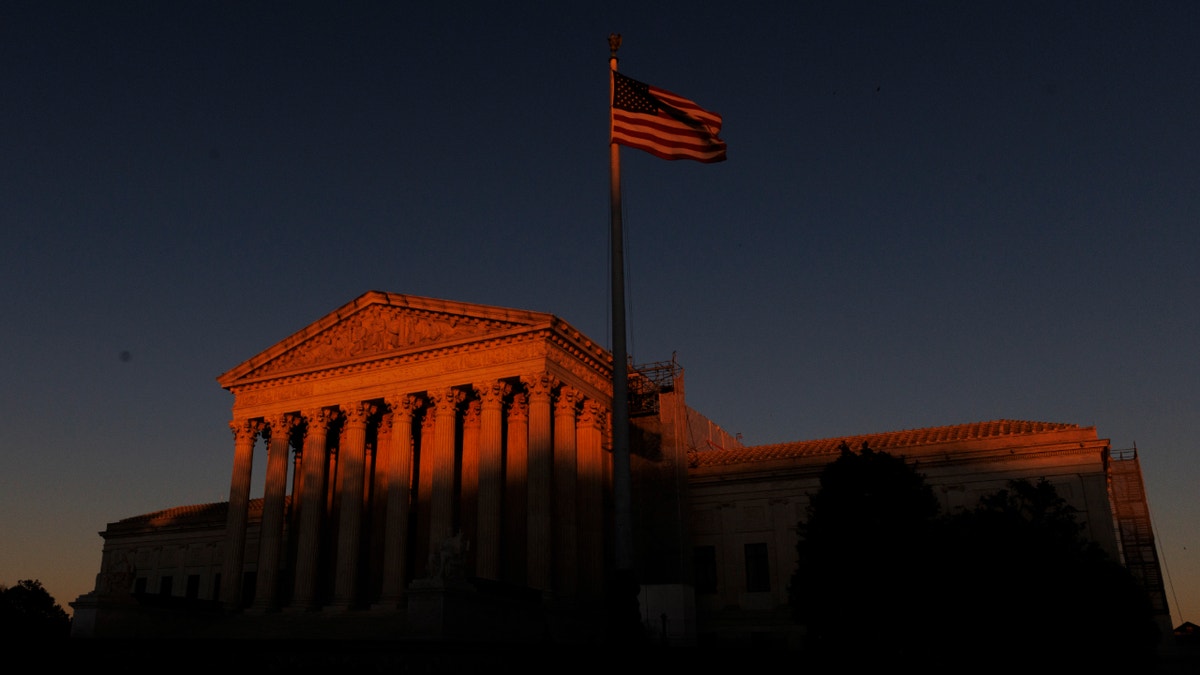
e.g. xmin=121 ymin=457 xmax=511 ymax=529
xmin=218 ymin=372 xmax=610 ymax=612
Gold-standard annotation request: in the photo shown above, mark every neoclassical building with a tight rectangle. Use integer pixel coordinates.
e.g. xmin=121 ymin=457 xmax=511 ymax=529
xmin=71 ymin=291 xmax=1170 ymax=644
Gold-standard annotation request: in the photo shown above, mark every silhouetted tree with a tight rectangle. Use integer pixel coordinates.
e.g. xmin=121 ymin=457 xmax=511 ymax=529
xmin=933 ymin=478 xmax=1160 ymax=664
xmin=0 ymin=579 xmax=71 ymax=639
xmin=787 ymin=442 xmax=942 ymax=661
xmin=789 ymin=449 xmax=1161 ymax=668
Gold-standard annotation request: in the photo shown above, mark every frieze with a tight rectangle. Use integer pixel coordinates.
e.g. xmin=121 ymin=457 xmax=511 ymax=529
xmin=238 ymin=383 xmax=316 ymax=407
xmin=424 ymin=341 xmax=545 ymax=373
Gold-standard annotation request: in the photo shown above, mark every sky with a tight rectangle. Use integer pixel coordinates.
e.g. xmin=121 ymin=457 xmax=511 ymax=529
xmin=2 ymin=2 xmax=1196 ymax=628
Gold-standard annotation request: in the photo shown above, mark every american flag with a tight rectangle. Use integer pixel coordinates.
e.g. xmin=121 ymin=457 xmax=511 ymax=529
xmin=610 ymin=71 xmax=726 ymax=163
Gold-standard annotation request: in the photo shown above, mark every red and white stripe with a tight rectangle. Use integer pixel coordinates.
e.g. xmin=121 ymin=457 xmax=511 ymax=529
xmin=611 ymin=74 xmax=727 ymax=163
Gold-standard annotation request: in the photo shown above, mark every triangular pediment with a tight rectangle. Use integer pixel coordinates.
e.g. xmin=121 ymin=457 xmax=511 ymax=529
xmin=218 ymin=291 xmax=556 ymax=386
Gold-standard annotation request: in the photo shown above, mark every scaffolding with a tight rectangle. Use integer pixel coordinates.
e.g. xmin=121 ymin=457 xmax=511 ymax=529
xmin=627 ymin=356 xmax=681 ymax=417
xmin=1107 ymin=447 xmax=1171 ymax=619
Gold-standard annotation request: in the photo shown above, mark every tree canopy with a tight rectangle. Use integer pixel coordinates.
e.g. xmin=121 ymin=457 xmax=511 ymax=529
xmin=0 ymin=579 xmax=71 ymax=639
xmin=788 ymin=443 xmax=1160 ymax=667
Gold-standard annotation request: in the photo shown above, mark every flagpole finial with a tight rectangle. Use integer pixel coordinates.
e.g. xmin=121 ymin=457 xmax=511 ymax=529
xmin=609 ymin=33 xmax=622 ymax=57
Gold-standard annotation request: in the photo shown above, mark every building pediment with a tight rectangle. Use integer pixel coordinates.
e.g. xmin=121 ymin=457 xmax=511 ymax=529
xmin=218 ymin=291 xmax=558 ymax=387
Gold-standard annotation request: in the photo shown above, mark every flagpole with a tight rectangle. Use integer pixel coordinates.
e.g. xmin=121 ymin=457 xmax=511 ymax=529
xmin=607 ymin=32 xmax=640 ymax=641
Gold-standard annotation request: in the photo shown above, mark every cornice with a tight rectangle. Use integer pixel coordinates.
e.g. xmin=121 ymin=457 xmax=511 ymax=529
xmin=225 ymin=325 xmax=614 ymax=402
xmin=690 ymin=421 xmax=1101 ymax=469
xmin=101 ymin=499 xmax=258 ymax=538
xmin=689 ymin=438 xmax=1108 ymax=484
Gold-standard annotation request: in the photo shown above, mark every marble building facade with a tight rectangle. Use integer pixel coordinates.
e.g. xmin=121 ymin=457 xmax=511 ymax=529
xmin=70 ymin=291 xmax=1169 ymax=644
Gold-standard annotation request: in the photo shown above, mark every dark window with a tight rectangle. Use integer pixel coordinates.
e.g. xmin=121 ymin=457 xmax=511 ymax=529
xmin=133 ymin=577 xmax=147 ymax=595
xmin=186 ymin=574 xmax=200 ymax=600
xmin=744 ymin=542 xmax=770 ymax=592
xmin=159 ymin=576 xmax=173 ymax=597
xmin=694 ymin=546 xmax=718 ymax=594
xmin=212 ymin=573 xmax=221 ymax=602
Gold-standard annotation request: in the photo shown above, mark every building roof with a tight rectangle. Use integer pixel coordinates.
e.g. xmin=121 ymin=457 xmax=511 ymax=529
xmin=105 ymin=498 xmax=271 ymax=534
xmin=690 ymin=419 xmax=1083 ymax=468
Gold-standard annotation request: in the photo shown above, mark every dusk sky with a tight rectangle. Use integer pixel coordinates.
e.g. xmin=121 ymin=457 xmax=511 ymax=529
xmin=2 ymin=2 xmax=1196 ymax=628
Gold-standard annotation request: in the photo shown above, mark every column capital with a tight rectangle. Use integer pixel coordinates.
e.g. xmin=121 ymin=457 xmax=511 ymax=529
xmin=262 ymin=414 xmax=299 ymax=445
xmin=428 ymin=386 xmax=466 ymax=413
xmin=385 ymin=393 xmax=421 ymax=415
xmin=508 ymin=391 xmax=528 ymax=423
xmin=229 ymin=418 xmax=263 ymax=444
xmin=301 ymin=407 xmax=338 ymax=432
xmin=264 ymin=413 xmax=298 ymax=430
xmin=473 ymin=380 xmax=511 ymax=407
xmin=381 ymin=395 xmax=420 ymax=432
xmin=464 ymin=398 xmax=482 ymax=426
xmin=579 ymin=399 xmax=606 ymax=429
xmin=521 ymin=372 xmax=558 ymax=400
xmin=340 ymin=401 xmax=378 ymax=428
xmin=555 ymin=385 xmax=581 ymax=415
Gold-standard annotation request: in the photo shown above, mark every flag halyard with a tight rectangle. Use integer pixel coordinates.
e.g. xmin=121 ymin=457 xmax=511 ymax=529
xmin=611 ymin=71 xmax=727 ymax=163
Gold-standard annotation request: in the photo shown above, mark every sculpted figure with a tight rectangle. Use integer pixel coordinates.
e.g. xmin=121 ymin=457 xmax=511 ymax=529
xmin=426 ymin=531 xmax=469 ymax=581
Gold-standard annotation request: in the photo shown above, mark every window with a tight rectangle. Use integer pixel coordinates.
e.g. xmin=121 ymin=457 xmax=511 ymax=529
xmin=159 ymin=576 xmax=173 ymax=597
xmin=744 ymin=542 xmax=770 ymax=592
xmin=186 ymin=574 xmax=200 ymax=600
xmin=694 ymin=546 xmax=717 ymax=594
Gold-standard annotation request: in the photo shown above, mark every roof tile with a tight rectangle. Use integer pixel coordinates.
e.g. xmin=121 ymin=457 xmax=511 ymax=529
xmin=690 ymin=419 xmax=1078 ymax=468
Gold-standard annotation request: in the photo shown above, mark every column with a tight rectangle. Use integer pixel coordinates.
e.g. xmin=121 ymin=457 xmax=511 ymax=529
xmin=287 ymin=440 xmax=304 ymax=589
xmin=415 ymin=406 xmax=435 ymax=572
xmin=577 ymin=399 xmax=607 ymax=600
xmin=523 ymin=373 xmax=556 ymax=593
xmin=292 ymin=407 xmax=335 ymax=609
xmin=474 ymin=380 xmax=508 ymax=581
xmin=378 ymin=394 xmax=418 ymax=606
xmin=427 ymin=387 xmax=464 ymax=554
xmin=504 ymin=392 xmax=529 ymax=584
xmin=460 ymin=398 xmax=481 ymax=571
xmin=363 ymin=442 xmax=376 ymax=509
xmin=554 ymin=386 xmax=580 ymax=599
xmin=253 ymin=413 xmax=298 ymax=611
xmin=330 ymin=401 xmax=375 ymax=609
xmin=220 ymin=419 xmax=261 ymax=608
xmin=368 ymin=421 xmax=391 ymax=596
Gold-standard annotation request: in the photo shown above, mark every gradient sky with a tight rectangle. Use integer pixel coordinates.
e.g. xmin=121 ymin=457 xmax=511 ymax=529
xmin=2 ymin=2 xmax=1196 ymax=627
